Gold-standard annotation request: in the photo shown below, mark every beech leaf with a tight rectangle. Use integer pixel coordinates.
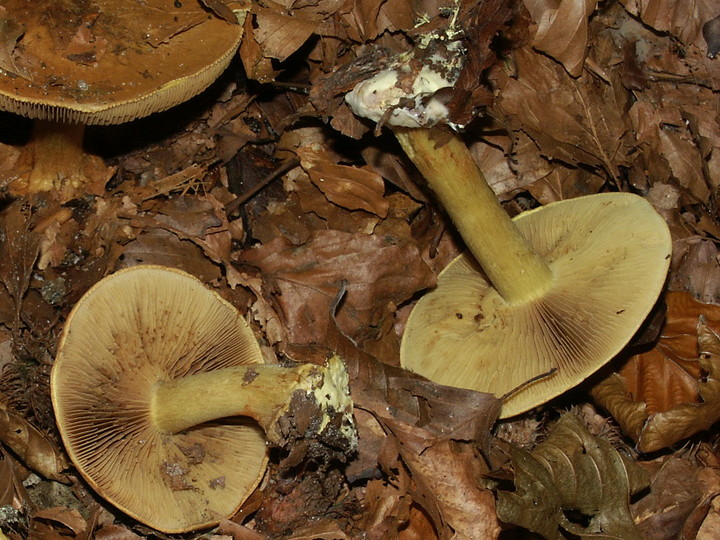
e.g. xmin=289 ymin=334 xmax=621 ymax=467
xmin=524 ymin=0 xmax=598 ymax=76
xmin=0 ymin=400 xmax=69 ymax=483
xmin=592 ymin=292 xmax=720 ymax=452
xmin=492 ymin=414 xmax=648 ymax=540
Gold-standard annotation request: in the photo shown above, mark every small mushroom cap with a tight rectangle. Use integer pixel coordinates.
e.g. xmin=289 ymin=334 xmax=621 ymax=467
xmin=400 ymin=192 xmax=672 ymax=418
xmin=0 ymin=0 xmax=246 ymax=125
xmin=51 ymin=266 xmax=267 ymax=533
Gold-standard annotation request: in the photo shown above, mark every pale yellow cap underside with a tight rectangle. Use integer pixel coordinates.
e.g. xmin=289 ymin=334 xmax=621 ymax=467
xmin=400 ymin=192 xmax=672 ymax=418
xmin=51 ymin=265 xmax=266 ymax=533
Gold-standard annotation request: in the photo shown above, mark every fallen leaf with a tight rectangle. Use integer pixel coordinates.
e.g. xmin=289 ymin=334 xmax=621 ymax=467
xmin=670 ymin=238 xmax=720 ymax=305
xmin=492 ymin=46 xmax=633 ymax=181
xmin=619 ymin=0 xmax=718 ymax=48
xmin=523 ymin=0 xmax=598 ymax=76
xmin=0 ymin=401 xmax=69 ymax=483
xmin=491 ymin=413 xmax=649 ymax=540
xmin=633 ymin=457 xmax=704 ymax=540
xmin=592 ymin=292 xmax=720 ymax=452
xmin=252 ymin=6 xmax=317 ymax=62
xmin=349 ymin=356 xmax=502 ymax=539
xmin=238 ymin=229 xmax=435 ymax=349
xmin=296 ymin=145 xmax=390 ymax=217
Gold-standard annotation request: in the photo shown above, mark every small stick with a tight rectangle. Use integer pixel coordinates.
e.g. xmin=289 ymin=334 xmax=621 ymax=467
xmin=225 ymin=158 xmax=299 ymax=217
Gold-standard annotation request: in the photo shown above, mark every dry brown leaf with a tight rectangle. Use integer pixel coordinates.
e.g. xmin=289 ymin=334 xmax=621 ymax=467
xmin=670 ymin=239 xmax=720 ymax=305
xmin=129 ymin=194 xmax=244 ymax=286
xmin=0 ymin=401 xmax=68 ymax=483
xmin=523 ymin=0 xmax=598 ymax=76
xmin=238 ymin=229 xmax=435 ymax=349
xmin=252 ymin=6 xmax=317 ymax=62
xmin=0 ymin=202 xmax=42 ymax=329
xmin=492 ymin=45 xmax=632 ymax=181
xmin=118 ymin=229 xmax=222 ymax=283
xmin=296 ymin=145 xmax=390 ymax=218
xmin=633 ymin=457 xmax=704 ymax=540
xmin=349 ymin=356 xmax=502 ymax=539
xmin=619 ymin=0 xmax=718 ymax=48
xmin=628 ymin=91 xmax=715 ymax=203
xmin=525 ymin=165 xmax=605 ymax=205
xmin=239 ymin=13 xmax=278 ymax=82
xmin=339 ymin=0 xmax=414 ymax=42
xmin=354 ymin=477 xmax=416 ymax=538
xmin=592 ymin=291 xmax=720 ymax=452
xmin=30 ymin=507 xmax=87 ymax=538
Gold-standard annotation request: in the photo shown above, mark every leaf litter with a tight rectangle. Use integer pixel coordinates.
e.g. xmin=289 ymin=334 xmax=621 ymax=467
xmin=0 ymin=0 xmax=719 ymax=538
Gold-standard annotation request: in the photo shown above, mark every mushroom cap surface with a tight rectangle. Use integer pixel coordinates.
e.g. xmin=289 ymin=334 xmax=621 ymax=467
xmin=400 ymin=192 xmax=672 ymax=418
xmin=0 ymin=0 xmax=246 ymax=125
xmin=51 ymin=265 xmax=267 ymax=533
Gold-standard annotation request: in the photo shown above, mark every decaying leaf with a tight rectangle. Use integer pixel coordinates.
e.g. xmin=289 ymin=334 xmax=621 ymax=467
xmin=491 ymin=413 xmax=649 ymax=540
xmin=493 ymin=46 xmax=633 ymax=181
xmin=523 ymin=0 xmax=598 ymax=76
xmin=592 ymin=292 xmax=720 ymax=452
xmin=0 ymin=400 xmax=68 ymax=483
xmin=348 ymin=356 xmax=502 ymax=539
xmin=295 ymin=145 xmax=389 ymax=218
xmin=238 ymin=229 xmax=435 ymax=351
xmin=0 ymin=7 xmax=26 ymax=78
xmin=633 ymin=457 xmax=705 ymax=540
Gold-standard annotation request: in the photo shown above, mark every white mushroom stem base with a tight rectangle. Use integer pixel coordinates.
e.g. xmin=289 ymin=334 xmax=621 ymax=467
xmin=152 ymin=355 xmax=355 ymax=446
xmin=393 ymin=127 xmax=554 ymax=305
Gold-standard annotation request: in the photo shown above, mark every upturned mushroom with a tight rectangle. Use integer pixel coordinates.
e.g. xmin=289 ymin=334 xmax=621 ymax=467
xmin=51 ymin=265 xmax=356 ymax=533
xmin=0 ymin=0 xmax=247 ymax=198
xmin=345 ymin=36 xmax=672 ymax=418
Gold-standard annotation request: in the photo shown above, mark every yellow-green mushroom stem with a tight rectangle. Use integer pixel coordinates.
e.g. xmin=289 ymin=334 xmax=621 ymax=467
xmin=151 ymin=358 xmax=355 ymax=445
xmin=393 ymin=126 xmax=554 ymax=305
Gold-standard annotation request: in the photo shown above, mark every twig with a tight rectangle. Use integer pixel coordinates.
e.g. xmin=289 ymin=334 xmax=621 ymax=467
xmin=225 ymin=158 xmax=300 ymax=217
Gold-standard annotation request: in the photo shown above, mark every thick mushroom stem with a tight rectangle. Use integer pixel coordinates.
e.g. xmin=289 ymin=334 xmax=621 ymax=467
xmin=26 ymin=120 xmax=87 ymax=193
xmin=151 ymin=357 xmax=354 ymax=445
xmin=393 ymin=126 xmax=554 ymax=305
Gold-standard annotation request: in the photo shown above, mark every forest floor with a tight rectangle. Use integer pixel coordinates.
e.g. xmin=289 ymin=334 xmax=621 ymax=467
xmin=1 ymin=0 xmax=720 ymax=539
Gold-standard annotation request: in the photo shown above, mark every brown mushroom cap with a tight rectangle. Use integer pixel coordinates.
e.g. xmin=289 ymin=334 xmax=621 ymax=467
xmin=400 ymin=192 xmax=672 ymax=418
xmin=51 ymin=265 xmax=267 ymax=533
xmin=0 ymin=0 xmax=247 ymax=125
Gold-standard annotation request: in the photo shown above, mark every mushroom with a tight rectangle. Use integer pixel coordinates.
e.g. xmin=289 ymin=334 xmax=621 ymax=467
xmin=345 ymin=37 xmax=672 ymax=418
xmin=0 ymin=0 xmax=247 ymax=198
xmin=51 ymin=265 xmax=356 ymax=533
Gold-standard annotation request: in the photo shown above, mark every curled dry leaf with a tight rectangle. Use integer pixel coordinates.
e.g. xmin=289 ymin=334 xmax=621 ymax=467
xmin=238 ymin=229 xmax=435 ymax=350
xmin=295 ymin=145 xmax=390 ymax=218
xmin=591 ymin=291 xmax=720 ymax=452
xmin=523 ymin=0 xmax=598 ymax=77
xmin=490 ymin=413 xmax=649 ymax=540
xmin=348 ymin=354 xmax=502 ymax=540
xmin=0 ymin=401 xmax=69 ymax=483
